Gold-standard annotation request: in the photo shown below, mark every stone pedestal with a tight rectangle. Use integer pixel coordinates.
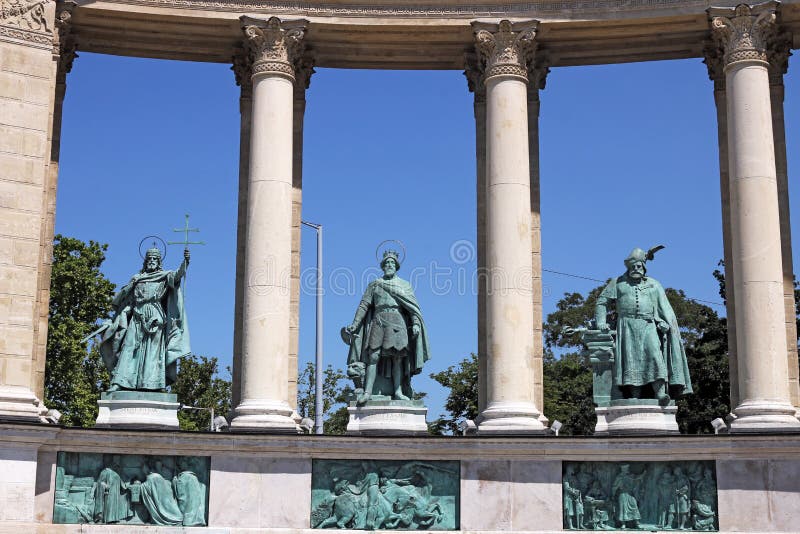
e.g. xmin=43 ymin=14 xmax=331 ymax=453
xmin=346 ymin=399 xmax=428 ymax=436
xmin=595 ymin=400 xmax=678 ymax=436
xmin=95 ymin=391 xmax=179 ymax=429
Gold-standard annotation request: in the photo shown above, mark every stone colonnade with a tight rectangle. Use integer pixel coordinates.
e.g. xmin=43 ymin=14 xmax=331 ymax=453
xmin=1 ymin=1 xmax=800 ymax=434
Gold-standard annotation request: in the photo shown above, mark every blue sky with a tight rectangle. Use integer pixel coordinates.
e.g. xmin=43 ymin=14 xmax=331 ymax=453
xmin=56 ymin=52 xmax=800 ymax=422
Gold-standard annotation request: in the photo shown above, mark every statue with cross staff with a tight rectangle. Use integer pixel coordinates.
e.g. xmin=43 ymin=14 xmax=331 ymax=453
xmin=89 ymin=216 xmax=203 ymax=392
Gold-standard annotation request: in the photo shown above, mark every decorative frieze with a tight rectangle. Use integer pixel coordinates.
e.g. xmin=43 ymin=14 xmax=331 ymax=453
xmin=1 ymin=0 xmax=52 ymax=32
xmin=311 ymin=460 xmax=460 ymax=530
xmin=472 ymin=19 xmax=538 ymax=82
xmin=53 ymin=451 xmax=210 ymax=526
xmin=240 ymin=15 xmax=307 ymax=81
xmin=562 ymin=461 xmax=718 ymax=531
xmin=709 ymin=1 xmax=778 ymax=68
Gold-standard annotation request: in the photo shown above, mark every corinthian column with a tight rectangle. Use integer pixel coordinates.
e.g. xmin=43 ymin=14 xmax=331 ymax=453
xmin=709 ymin=1 xmax=800 ymax=432
xmin=766 ymin=35 xmax=800 ymax=415
xmin=231 ymin=16 xmax=307 ymax=432
xmin=472 ymin=20 xmax=546 ymax=434
xmin=464 ymin=53 xmax=488 ymax=416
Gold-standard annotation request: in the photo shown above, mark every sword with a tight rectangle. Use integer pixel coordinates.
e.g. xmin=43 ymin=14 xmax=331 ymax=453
xmin=81 ymin=322 xmax=110 ymax=344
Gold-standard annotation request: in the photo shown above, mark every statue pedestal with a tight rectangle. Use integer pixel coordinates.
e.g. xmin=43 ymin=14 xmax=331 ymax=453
xmin=95 ymin=391 xmax=180 ymax=430
xmin=595 ymin=400 xmax=678 ymax=436
xmin=346 ymin=399 xmax=428 ymax=436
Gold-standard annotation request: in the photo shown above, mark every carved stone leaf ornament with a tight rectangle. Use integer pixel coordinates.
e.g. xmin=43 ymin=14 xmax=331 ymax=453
xmin=473 ymin=19 xmax=538 ymax=81
xmin=710 ymin=2 xmax=778 ymax=66
xmin=242 ymin=16 xmax=307 ymax=80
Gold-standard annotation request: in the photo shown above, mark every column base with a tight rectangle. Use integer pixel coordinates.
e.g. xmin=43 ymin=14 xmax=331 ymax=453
xmin=0 ymin=386 xmax=47 ymax=423
xmin=477 ymin=401 xmax=547 ymax=435
xmin=730 ymin=399 xmax=800 ymax=433
xmin=231 ymin=399 xmax=299 ymax=433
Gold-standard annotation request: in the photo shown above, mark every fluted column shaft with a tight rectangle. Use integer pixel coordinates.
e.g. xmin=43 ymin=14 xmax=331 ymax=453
xmin=472 ymin=20 xmax=546 ymax=434
xmin=709 ymin=1 xmax=800 ymax=432
xmin=231 ymin=16 xmax=307 ymax=432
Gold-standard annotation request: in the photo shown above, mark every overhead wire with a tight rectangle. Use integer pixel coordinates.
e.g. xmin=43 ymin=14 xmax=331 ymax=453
xmin=541 ymin=268 xmax=726 ymax=308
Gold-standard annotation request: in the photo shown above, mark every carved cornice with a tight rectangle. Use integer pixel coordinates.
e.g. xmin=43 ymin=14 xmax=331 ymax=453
xmin=472 ymin=20 xmax=538 ymax=83
xmin=54 ymin=0 xmax=77 ymax=80
xmin=709 ymin=1 xmax=778 ymax=68
xmin=92 ymin=0 xmax=711 ymax=19
xmin=1 ymin=0 xmax=52 ymax=33
xmin=240 ymin=15 xmax=307 ymax=82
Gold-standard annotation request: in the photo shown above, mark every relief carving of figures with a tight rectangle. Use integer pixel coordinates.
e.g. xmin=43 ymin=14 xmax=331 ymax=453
xmin=311 ymin=460 xmax=459 ymax=530
xmin=0 ymin=0 xmax=51 ymax=32
xmin=562 ymin=461 xmax=718 ymax=531
xmin=54 ymin=452 xmax=208 ymax=526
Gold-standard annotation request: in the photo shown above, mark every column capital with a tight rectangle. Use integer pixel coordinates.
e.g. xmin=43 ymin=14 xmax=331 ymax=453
xmin=293 ymin=52 xmax=316 ymax=95
xmin=463 ymin=52 xmax=486 ymax=104
xmin=240 ymin=16 xmax=308 ymax=82
xmin=767 ymin=31 xmax=792 ymax=86
xmin=527 ymin=53 xmax=549 ymax=93
xmin=54 ymin=0 xmax=78 ymax=81
xmin=708 ymin=1 xmax=779 ymax=69
xmin=232 ymin=47 xmax=253 ymax=99
xmin=472 ymin=20 xmax=539 ymax=83
xmin=702 ymin=40 xmax=726 ymax=91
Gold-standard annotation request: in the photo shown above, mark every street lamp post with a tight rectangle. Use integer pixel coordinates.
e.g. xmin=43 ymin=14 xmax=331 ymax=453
xmin=302 ymin=220 xmax=324 ymax=435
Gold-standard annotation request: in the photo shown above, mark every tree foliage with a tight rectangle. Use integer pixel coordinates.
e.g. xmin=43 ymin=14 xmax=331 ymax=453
xmin=171 ymin=355 xmax=232 ymax=431
xmin=429 ymin=354 xmax=479 ymax=435
xmin=296 ymin=362 xmax=348 ymax=433
xmin=45 ymin=235 xmax=116 ymax=427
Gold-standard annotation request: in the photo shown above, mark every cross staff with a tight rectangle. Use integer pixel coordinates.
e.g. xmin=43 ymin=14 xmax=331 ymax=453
xmin=168 ymin=213 xmax=205 ymax=250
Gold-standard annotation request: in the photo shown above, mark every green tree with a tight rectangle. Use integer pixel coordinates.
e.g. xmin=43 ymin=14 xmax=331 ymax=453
xmin=45 ymin=235 xmax=116 ymax=427
xmin=296 ymin=362 xmax=348 ymax=433
xmin=429 ymin=354 xmax=479 ymax=435
xmin=171 ymin=355 xmax=231 ymax=431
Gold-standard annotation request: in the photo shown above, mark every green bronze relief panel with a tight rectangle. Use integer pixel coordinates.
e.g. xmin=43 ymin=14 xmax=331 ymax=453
xmin=53 ymin=451 xmax=209 ymax=526
xmin=562 ymin=461 xmax=718 ymax=531
xmin=311 ymin=460 xmax=459 ymax=530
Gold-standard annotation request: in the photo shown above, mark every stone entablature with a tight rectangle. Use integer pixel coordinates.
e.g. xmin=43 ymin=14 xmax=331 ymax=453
xmin=59 ymin=0 xmax=800 ymax=68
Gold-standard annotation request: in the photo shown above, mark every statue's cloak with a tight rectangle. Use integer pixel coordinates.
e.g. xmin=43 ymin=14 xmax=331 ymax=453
xmin=99 ymin=269 xmax=190 ymax=388
xmin=347 ymin=277 xmax=431 ymax=379
xmin=141 ymin=472 xmax=183 ymax=526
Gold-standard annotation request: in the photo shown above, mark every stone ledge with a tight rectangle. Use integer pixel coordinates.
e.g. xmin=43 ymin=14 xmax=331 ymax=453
xmin=4 ymin=422 xmax=800 ymax=459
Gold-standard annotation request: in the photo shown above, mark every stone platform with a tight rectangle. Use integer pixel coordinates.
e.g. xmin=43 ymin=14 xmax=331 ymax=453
xmin=345 ymin=398 xmax=428 ymax=436
xmin=1 ymin=423 xmax=800 ymax=532
xmin=95 ymin=390 xmax=180 ymax=429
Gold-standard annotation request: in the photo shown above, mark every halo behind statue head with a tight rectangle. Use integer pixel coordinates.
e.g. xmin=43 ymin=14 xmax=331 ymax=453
xmin=138 ymin=235 xmax=168 ymax=261
xmin=375 ymin=239 xmax=406 ymax=267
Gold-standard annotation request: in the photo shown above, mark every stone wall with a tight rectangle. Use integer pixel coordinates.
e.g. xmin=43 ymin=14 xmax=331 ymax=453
xmin=1 ymin=425 xmax=799 ymax=532
xmin=0 ymin=1 xmax=58 ymax=421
